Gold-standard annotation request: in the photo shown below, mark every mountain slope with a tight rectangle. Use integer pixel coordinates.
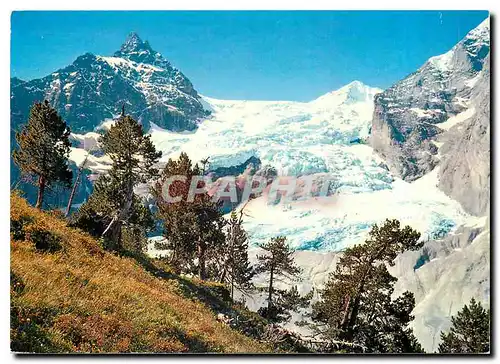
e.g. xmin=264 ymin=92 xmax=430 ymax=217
xmin=145 ymin=18 xmax=491 ymax=353
xmin=10 ymin=194 xmax=269 ymax=353
xmin=370 ymin=18 xmax=490 ymax=182
xmin=391 ymin=217 xmax=490 ymax=352
xmin=10 ymin=32 xmax=208 ymax=134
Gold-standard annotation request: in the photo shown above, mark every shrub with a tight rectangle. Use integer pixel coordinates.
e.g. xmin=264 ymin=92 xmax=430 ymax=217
xmin=10 ymin=305 xmax=61 ymax=353
xmin=10 ymin=271 xmax=25 ymax=296
xmin=54 ymin=313 xmax=135 ymax=353
xmin=10 ymin=215 xmax=34 ymax=241
xmin=25 ymin=226 xmax=63 ymax=253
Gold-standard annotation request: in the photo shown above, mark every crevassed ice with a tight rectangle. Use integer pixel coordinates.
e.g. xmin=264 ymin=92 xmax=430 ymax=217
xmin=147 ymin=82 xmax=472 ymax=251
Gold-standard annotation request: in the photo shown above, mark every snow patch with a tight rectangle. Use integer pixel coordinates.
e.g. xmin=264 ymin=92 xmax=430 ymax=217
xmin=438 ymin=107 xmax=475 ymax=131
xmin=428 ymin=49 xmax=454 ymax=72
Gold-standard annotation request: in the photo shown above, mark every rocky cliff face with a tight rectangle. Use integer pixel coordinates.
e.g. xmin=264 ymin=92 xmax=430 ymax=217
xmin=391 ymin=218 xmax=490 ymax=352
xmin=437 ymin=55 xmax=490 ymax=216
xmin=10 ymin=32 xmax=208 ymax=134
xmin=371 ymin=18 xmax=490 ymax=183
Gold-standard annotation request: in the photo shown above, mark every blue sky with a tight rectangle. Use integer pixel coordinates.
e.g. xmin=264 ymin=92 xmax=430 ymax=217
xmin=11 ymin=11 xmax=488 ymax=101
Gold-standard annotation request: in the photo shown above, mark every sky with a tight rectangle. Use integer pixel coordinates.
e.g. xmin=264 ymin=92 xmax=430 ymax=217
xmin=11 ymin=11 xmax=488 ymax=101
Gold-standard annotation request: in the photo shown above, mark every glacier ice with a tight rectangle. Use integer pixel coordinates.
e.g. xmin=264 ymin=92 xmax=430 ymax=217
xmin=145 ymin=82 xmax=473 ymax=252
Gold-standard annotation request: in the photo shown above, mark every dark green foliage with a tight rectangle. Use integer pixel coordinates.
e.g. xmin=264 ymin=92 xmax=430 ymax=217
xmin=11 ymin=271 xmax=25 ymax=296
xmin=72 ymin=112 xmax=160 ymax=251
xmin=10 ymin=214 xmax=34 ymax=241
xmin=10 ymin=305 xmax=62 ymax=353
xmin=255 ymin=236 xmax=310 ymax=323
xmin=311 ymin=219 xmax=424 ymax=353
xmin=121 ymin=225 xmax=149 ymax=254
xmin=438 ymin=298 xmax=490 ymax=353
xmin=26 ymin=227 xmax=63 ymax=253
xmin=152 ymin=152 xmax=226 ymax=280
xmin=258 ymin=285 xmax=313 ymax=324
xmin=10 ymin=212 xmax=62 ymax=253
xmin=220 ymin=210 xmax=255 ymax=298
xmin=12 ymin=101 xmax=73 ymax=208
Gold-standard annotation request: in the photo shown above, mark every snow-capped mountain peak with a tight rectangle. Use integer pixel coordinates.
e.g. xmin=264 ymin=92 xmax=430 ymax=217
xmin=427 ymin=17 xmax=489 ymax=73
xmin=467 ymin=17 xmax=490 ymax=43
xmin=371 ymin=17 xmax=490 ymax=182
xmin=311 ymin=80 xmax=382 ymax=107
xmin=11 ymin=32 xmax=207 ymax=134
xmin=119 ymin=32 xmax=149 ymax=53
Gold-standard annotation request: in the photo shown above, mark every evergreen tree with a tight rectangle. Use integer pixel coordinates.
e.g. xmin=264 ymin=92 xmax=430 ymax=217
xmin=255 ymin=236 xmax=310 ymax=323
xmin=311 ymin=219 xmax=424 ymax=353
xmin=152 ymin=152 xmax=226 ymax=280
xmin=438 ymin=298 xmax=490 ymax=353
xmin=13 ymin=101 xmax=73 ymax=209
xmin=72 ymin=111 xmax=161 ymax=250
xmin=220 ymin=210 xmax=254 ymax=299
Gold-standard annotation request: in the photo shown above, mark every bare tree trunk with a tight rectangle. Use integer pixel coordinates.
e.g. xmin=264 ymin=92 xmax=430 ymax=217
xmin=101 ymin=176 xmax=134 ymax=250
xmin=219 ymin=266 xmax=227 ymax=285
xmin=198 ymin=241 xmax=207 ymax=280
xmin=65 ymin=156 xmax=88 ymax=217
xmin=108 ymin=220 xmax=123 ymax=251
xmin=340 ymin=258 xmax=378 ymax=338
xmin=102 ymin=215 xmax=118 ymax=238
xmin=267 ymin=266 xmax=274 ymax=311
xmin=101 ymin=185 xmax=133 ymax=251
xmin=341 ymin=295 xmax=351 ymax=329
xmin=35 ymin=176 xmax=46 ymax=209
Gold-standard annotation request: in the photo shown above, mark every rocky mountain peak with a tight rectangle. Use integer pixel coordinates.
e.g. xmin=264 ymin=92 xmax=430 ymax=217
xmin=117 ymin=32 xmax=152 ymax=54
xmin=467 ymin=17 xmax=490 ymax=42
xmin=11 ymin=30 xmax=208 ymax=138
xmin=114 ymin=32 xmax=165 ymax=67
xmin=370 ymin=17 xmax=490 ymax=183
xmin=426 ymin=17 xmax=489 ymax=74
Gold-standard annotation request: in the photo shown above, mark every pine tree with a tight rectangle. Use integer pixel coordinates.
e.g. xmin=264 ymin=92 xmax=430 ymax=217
xmin=13 ymin=101 xmax=73 ymax=209
xmin=438 ymin=298 xmax=490 ymax=353
xmin=311 ymin=219 xmax=424 ymax=353
xmin=221 ymin=210 xmax=254 ymax=299
xmin=72 ymin=111 xmax=161 ymax=250
xmin=255 ymin=236 xmax=310 ymax=323
xmin=152 ymin=152 xmax=226 ymax=280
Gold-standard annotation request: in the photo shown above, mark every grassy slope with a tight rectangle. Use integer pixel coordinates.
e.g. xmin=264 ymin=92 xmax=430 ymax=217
xmin=10 ymin=194 xmax=270 ymax=353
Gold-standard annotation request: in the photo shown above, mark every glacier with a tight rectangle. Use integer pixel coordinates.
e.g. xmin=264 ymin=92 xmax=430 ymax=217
xmin=145 ymin=80 xmax=475 ymax=252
